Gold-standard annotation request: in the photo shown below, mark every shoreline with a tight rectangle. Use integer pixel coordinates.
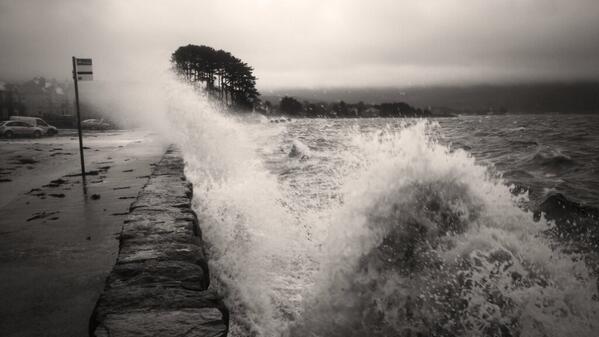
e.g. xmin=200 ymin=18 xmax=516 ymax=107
xmin=89 ymin=146 xmax=228 ymax=336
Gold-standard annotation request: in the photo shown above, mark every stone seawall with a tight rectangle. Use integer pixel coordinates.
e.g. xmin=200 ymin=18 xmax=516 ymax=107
xmin=89 ymin=146 xmax=228 ymax=337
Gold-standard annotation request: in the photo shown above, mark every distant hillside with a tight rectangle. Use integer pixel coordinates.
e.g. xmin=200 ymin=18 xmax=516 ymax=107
xmin=262 ymin=82 xmax=599 ymax=114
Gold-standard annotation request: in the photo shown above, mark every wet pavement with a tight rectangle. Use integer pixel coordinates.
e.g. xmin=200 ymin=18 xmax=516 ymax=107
xmin=0 ymin=130 xmax=168 ymax=337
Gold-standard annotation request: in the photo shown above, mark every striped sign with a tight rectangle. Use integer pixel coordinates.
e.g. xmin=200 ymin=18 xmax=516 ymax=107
xmin=76 ymin=58 xmax=93 ymax=81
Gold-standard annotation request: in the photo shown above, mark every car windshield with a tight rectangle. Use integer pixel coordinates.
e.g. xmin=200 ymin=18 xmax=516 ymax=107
xmin=36 ymin=119 xmax=48 ymax=126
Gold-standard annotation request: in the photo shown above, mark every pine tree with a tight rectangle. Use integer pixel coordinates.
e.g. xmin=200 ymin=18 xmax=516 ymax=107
xmin=171 ymin=44 xmax=259 ymax=110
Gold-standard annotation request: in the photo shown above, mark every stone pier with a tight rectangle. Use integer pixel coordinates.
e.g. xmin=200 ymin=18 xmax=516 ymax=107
xmin=89 ymin=146 xmax=228 ymax=337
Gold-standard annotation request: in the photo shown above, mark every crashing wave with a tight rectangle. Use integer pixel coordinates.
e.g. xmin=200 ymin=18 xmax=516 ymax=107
xmin=165 ymin=82 xmax=599 ymax=337
xmin=291 ymin=122 xmax=599 ymax=337
xmin=288 ymin=140 xmax=311 ymax=160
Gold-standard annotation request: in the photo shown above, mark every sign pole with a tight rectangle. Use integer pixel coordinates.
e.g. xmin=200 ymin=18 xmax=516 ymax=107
xmin=72 ymin=56 xmax=87 ymax=188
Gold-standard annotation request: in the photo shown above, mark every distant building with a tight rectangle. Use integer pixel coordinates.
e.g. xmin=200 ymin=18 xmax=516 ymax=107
xmin=0 ymin=81 xmax=23 ymax=120
xmin=19 ymin=77 xmax=72 ymax=117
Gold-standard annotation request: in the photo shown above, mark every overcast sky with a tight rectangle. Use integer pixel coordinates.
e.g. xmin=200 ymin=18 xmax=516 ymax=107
xmin=1 ymin=0 xmax=598 ymax=89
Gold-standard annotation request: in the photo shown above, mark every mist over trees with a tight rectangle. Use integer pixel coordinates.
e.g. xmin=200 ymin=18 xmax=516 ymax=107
xmin=264 ymin=83 xmax=599 ymax=115
xmin=171 ymin=44 xmax=259 ymax=110
xmin=267 ymin=95 xmax=432 ymax=118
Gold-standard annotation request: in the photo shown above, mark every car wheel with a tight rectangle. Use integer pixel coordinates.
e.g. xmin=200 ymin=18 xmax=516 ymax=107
xmin=33 ymin=130 xmax=42 ymax=138
xmin=4 ymin=130 xmax=13 ymax=138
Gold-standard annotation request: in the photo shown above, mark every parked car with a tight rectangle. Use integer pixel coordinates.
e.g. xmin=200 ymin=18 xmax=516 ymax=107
xmin=9 ymin=116 xmax=58 ymax=135
xmin=81 ymin=118 xmax=112 ymax=130
xmin=0 ymin=120 xmax=45 ymax=138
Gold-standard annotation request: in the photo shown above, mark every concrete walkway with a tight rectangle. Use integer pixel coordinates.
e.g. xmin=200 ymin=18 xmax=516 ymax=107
xmin=0 ymin=131 xmax=167 ymax=337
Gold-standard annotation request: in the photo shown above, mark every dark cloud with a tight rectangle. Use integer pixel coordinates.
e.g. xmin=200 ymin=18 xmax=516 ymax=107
xmin=1 ymin=0 xmax=598 ymax=88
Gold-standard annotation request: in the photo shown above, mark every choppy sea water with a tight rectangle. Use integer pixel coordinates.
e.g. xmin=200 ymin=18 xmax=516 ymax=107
xmin=168 ymin=86 xmax=599 ymax=337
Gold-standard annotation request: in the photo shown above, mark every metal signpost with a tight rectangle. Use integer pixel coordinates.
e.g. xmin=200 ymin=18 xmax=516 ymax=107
xmin=72 ymin=57 xmax=93 ymax=189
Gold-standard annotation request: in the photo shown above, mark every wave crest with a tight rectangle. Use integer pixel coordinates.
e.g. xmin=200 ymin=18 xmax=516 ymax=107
xmin=292 ymin=121 xmax=599 ymax=337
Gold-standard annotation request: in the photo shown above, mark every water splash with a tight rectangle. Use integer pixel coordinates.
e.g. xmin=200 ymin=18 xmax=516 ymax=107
xmin=164 ymin=79 xmax=316 ymax=335
xmin=288 ymin=139 xmax=311 ymax=160
xmin=163 ymin=80 xmax=599 ymax=336
xmin=292 ymin=122 xmax=599 ymax=337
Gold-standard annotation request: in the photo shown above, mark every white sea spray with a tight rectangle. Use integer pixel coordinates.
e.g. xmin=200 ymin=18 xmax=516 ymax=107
xmin=153 ymin=79 xmax=599 ymax=337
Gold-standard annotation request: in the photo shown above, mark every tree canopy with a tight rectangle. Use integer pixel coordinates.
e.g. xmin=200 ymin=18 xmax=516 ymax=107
xmin=268 ymin=96 xmax=431 ymax=118
xmin=279 ymin=96 xmax=303 ymax=116
xmin=171 ymin=44 xmax=259 ymax=110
